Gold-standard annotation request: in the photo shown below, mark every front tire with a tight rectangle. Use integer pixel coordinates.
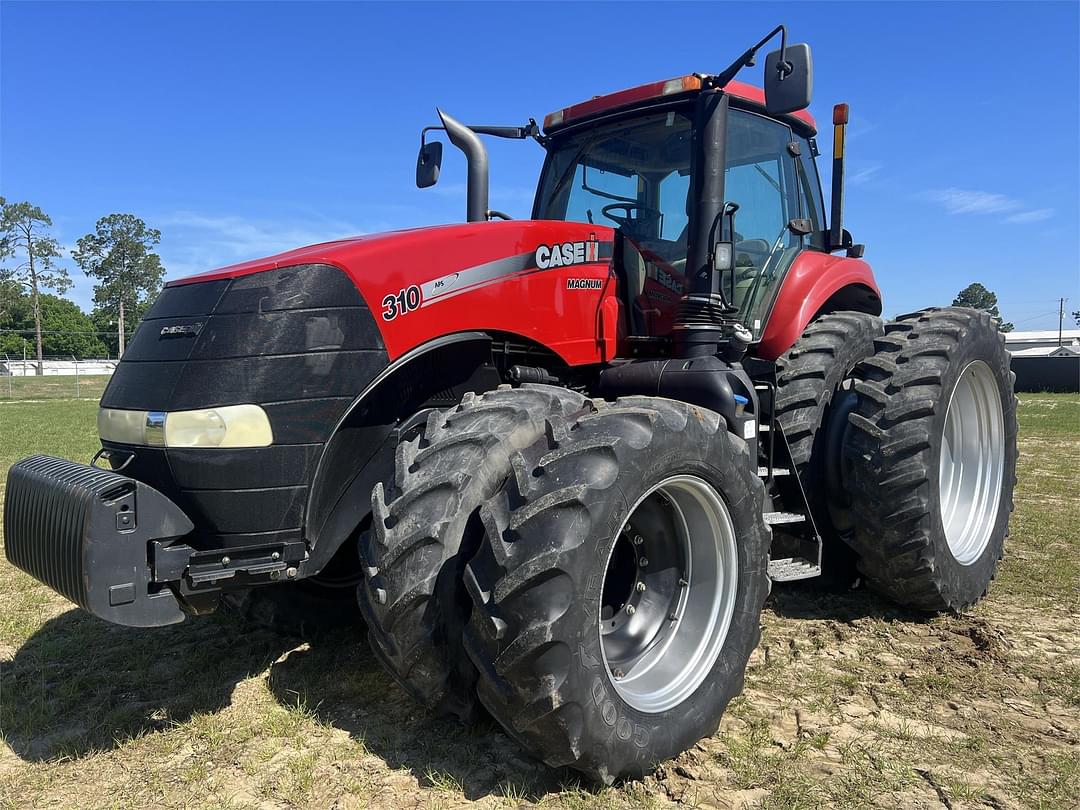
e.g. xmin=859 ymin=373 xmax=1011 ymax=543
xmin=842 ymin=307 xmax=1018 ymax=611
xmin=357 ymin=385 xmax=586 ymax=718
xmin=463 ymin=397 xmax=770 ymax=784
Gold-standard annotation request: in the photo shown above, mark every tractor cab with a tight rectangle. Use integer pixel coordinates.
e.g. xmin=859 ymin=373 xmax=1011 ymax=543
xmin=534 ymin=79 xmax=826 ymax=339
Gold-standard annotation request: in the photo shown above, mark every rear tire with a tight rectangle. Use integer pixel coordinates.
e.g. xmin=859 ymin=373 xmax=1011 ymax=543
xmin=842 ymin=307 xmax=1017 ymax=611
xmin=463 ymin=397 xmax=770 ymax=784
xmin=774 ymin=312 xmax=882 ymax=580
xmin=357 ymin=385 xmax=586 ymax=718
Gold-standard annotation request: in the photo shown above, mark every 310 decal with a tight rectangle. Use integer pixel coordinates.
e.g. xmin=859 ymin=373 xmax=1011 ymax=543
xmin=381 ymin=285 xmax=422 ymax=321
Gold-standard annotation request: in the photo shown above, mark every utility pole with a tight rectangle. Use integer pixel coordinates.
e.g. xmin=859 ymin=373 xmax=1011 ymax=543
xmin=117 ymin=299 xmax=125 ymax=359
xmin=1059 ymin=297 xmax=1066 ymax=347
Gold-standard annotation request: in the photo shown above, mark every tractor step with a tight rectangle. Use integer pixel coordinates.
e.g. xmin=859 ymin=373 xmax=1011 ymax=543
xmin=767 ymin=556 xmax=822 ymax=582
xmin=758 ymin=466 xmax=791 ymax=477
xmin=764 ymin=511 xmax=805 ymax=525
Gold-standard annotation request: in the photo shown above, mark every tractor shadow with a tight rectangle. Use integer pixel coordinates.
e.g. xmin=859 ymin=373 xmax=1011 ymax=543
xmin=0 ymin=607 xmax=296 ymax=762
xmin=265 ymin=639 xmax=575 ymax=802
xmin=1 ymin=606 xmax=570 ymax=801
xmin=2 ymin=583 xmax=922 ymax=800
xmin=767 ymin=577 xmax=932 ymax=624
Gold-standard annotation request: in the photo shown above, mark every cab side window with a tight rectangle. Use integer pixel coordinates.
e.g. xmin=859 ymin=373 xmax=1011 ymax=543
xmin=722 ymin=110 xmax=801 ymax=323
xmin=795 ymin=135 xmax=826 ymax=250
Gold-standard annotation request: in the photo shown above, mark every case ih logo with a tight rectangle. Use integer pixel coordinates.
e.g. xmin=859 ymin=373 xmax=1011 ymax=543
xmin=160 ymin=322 xmax=203 ymax=338
xmin=535 ymin=237 xmax=600 ymax=270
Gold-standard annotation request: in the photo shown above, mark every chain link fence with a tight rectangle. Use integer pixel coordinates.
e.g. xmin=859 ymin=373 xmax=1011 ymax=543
xmin=1 ymin=355 xmax=116 ymax=400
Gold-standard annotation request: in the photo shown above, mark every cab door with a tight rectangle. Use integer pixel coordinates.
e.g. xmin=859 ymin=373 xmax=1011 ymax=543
xmin=721 ymin=108 xmax=812 ymax=336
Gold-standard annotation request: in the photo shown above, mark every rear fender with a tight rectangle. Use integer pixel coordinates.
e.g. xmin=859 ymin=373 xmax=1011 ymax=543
xmin=300 ymin=332 xmax=500 ymax=577
xmin=755 ymin=252 xmax=881 ymax=361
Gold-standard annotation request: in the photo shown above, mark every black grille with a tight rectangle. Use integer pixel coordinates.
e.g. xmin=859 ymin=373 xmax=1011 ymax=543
xmin=97 ymin=263 xmax=390 ymax=550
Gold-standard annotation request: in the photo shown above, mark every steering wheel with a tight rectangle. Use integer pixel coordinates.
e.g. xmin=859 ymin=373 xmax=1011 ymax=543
xmin=601 ymin=202 xmax=650 ymax=229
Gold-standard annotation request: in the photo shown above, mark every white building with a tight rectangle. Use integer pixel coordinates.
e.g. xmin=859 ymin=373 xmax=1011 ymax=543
xmin=0 ymin=359 xmax=117 ymax=377
xmin=1005 ymin=329 xmax=1080 ymax=358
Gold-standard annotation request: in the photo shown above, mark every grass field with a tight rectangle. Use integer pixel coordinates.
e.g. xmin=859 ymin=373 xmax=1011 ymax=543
xmin=0 ymin=375 xmax=112 ymax=402
xmin=0 ymin=394 xmax=1077 ymax=809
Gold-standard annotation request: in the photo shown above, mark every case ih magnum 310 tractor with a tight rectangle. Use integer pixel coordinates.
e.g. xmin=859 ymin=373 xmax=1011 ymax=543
xmin=4 ymin=27 xmax=1016 ymax=783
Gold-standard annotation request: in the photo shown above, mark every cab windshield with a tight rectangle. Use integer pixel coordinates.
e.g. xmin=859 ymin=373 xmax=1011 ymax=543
xmin=535 ymin=107 xmax=811 ymax=336
xmin=535 ymin=111 xmax=694 ymax=271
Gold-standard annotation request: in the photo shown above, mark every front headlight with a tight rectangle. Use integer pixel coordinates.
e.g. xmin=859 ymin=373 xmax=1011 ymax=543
xmin=98 ymin=405 xmax=273 ymax=448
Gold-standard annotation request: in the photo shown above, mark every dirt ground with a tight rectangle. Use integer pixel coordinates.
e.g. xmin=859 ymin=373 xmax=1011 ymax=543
xmin=0 ymin=394 xmax=1077 ymax=809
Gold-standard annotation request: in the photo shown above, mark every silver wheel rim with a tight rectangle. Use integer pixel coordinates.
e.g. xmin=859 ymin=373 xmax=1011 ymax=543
xmin=939 ymin=360 xmax=1005 ymax=565
xmin=599 ymin=475 xmax=738 ymax=714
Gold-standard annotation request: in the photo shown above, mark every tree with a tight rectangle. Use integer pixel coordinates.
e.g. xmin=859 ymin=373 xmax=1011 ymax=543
xmin=0 ymin=279 xmax=21 ymax=322
xmin=1073 ymin=309 xmax=1079 ymax=328
xmin=952 ymin=282 xmax=1013 ymax=332
xmin=0 ymin=198 xmax=72 ymax=373
xmin=73 ymin=213 xmax=165 ymax=357
xmin=37 ymin=294 xmax=108 ymax=358
xmin=0 ymin=285 xmax=107 ymax=360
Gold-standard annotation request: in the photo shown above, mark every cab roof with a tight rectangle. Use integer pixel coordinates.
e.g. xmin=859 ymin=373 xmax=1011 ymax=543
xmin=543 ymin=74 xmax=816 ymax=136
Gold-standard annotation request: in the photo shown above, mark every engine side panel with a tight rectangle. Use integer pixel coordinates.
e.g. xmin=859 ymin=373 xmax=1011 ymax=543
xmin=754 ymin=252 xmax=882 ymax=361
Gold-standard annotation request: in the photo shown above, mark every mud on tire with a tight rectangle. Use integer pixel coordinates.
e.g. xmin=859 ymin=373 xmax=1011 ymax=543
xmin=842 ymin=307 xmax=1018 ymax=611
xmin=463 ymin=397 xmax=771 ymax=784
xmin=357 ymin=385 xmax=586 ymax=718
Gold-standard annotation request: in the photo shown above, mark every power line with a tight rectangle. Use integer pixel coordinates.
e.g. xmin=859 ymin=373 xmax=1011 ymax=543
xmin=1010 ymin=311 xmax=1066 ymax=327
xmin=0 ymin=327 xmax=135 ymax=336
xmin=1059 ymin=297 xmax=1069 ymax=346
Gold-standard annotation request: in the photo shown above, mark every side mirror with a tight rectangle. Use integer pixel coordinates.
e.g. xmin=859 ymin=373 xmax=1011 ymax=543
xmin=416 ymin=141 xmax=443 ymax=188
xmin=764 ymin=42 xmax=812 ymax=115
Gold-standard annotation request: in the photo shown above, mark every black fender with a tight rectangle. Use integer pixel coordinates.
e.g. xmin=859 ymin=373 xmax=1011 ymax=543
xmin=298 ymin=332 xmax=501 ymax=578
xmin=813 ymin=282 xmax=883 ymax=320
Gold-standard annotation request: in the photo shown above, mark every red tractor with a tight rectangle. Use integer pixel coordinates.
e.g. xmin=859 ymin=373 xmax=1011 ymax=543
xmin=4 ymin=26 xmax=1016 ymax=783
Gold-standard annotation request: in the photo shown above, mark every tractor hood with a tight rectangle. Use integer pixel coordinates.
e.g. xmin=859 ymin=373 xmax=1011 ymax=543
xmin=101 ymin=218 xmax=614 ymax=568
xmin=166 ymin=227 xmax=428 ymax=287
xmin=167 ymin=220 xmax=618 ymax=364
xmin=167 ymin=221 xmax=615 ymax=289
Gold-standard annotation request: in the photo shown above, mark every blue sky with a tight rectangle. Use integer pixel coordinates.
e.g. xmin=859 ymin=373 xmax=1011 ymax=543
xmin=2 ymin=1 xmax=1077 ymax=330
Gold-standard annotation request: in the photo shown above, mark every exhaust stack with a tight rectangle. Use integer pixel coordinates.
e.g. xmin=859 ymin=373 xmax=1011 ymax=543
xmin=437 ymin=108 xmax=489 ymax=223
